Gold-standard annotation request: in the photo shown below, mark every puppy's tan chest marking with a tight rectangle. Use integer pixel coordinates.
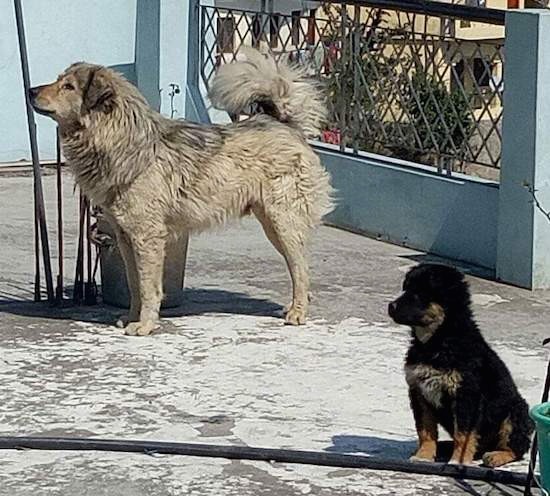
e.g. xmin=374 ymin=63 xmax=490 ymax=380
xmin=406 ymin=365 xmax=462 ymax=408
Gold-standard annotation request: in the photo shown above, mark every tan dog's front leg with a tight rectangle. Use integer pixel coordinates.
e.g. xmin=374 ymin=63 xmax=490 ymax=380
xmin=124 ymin=234 xmax=166 ymax=336
xmin=113 ymin=228 xmax=141 ymax=328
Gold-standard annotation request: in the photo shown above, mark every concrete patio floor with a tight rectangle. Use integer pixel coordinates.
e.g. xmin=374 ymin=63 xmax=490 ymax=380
xmin=1 ymin=172 xmax=549 ymax=495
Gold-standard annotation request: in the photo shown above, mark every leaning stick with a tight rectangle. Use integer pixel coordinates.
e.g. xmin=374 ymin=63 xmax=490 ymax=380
xmin=14 ymin=0 xmax=54 ymax=302
xmin=55 ymin=128 xmax=64 ymax=304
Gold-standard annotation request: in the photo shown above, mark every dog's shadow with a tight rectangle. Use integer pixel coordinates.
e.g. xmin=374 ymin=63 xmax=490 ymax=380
xmin=0 ymin=287 xmax=284 ymax=326
xmin=326 ymin=436 xmax=526 ymax=496
xmin=325 ymin=434 xmax=454 ymax=462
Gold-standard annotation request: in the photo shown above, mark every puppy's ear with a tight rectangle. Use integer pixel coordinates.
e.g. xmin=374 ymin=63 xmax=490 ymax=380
xmin=83 ymin=68 xmax=114 ymax=113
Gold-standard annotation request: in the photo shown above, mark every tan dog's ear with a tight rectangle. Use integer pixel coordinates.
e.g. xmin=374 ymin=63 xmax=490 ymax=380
xmin=83 ymin=68 xmax=114 ymax=113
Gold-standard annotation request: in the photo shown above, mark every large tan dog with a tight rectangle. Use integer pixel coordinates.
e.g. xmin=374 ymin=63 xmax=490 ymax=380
xmin=29 ymin=48 xmax=334 ymax=336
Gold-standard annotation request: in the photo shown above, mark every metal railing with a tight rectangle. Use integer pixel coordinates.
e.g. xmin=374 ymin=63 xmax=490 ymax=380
xmin=200 ymin=0 xmax=506 ymax=178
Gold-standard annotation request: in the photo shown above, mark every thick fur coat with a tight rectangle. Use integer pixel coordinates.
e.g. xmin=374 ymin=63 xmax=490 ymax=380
xmin=29 ymin=48 xmax=334 ymax=335
xmin=388 ymin=264 xmax=533 ymax=467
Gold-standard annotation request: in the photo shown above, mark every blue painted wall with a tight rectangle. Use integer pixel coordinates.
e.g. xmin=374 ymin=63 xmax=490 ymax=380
xmin=159 ymin=0 xmax=190 ymax=119
xmin=0 ymin=0 xmax=191 ymax=163
xmin=0 ymin=0 xmax=137 ymax=163
xmin=497 ymin=10 xmax=550 ymax=289
xmin=318 ymin=147 xmax=499 ymax=270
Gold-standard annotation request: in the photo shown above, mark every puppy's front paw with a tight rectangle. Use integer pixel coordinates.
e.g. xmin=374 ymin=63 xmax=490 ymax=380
xmin=124 ymin=321 xmax=159 ymax=336
xmin=409 ymin=455 xmax=434 ymax=463
xmin=448 ymin=457 xmax=475 ymax=466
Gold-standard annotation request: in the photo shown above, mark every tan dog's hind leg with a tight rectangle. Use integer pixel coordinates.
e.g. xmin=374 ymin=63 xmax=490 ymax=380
xmin=254 ymin=207 xmax=309 ymax=325
xmin=113 ymin=228 xmax=141 ymax=328
xmin=124 ymin=234 xmax=166 ymax=336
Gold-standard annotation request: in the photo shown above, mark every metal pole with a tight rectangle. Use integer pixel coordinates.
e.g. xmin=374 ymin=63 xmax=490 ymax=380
xmin=55 ymin=129 xmax=64 ymax=304
xmin=84 ymin=199 xmax=97 ymax=305
xmin=73 ymin=193 xmax=85 ymax=303
xmin=13 ymin=0 xmax=55 ymax=303
xmin=33 ymin=202 xmax=40 ymax=301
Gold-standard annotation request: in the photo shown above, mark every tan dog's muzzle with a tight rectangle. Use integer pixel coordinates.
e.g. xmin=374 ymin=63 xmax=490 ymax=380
xmin=28 ymin=84 xmax=55 ymax=116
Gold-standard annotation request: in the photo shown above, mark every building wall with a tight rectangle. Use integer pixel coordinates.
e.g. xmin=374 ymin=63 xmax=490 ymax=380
xmin=319 ymin=145 xmax=499 ymax=270
xmin=0 ymin=0 xmax=192 ymax=164
xmin=0 ymin=0 xmax=137 ymax=163
xmin=159 ymin=0 xmax=191 ymax=119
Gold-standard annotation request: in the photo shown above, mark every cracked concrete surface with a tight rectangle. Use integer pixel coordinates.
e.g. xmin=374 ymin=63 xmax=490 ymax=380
xmin=1 ymin=173 xmax=549 ymax=495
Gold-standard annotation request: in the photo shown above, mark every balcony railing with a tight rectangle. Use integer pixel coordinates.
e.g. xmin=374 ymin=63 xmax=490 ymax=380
xmin=200 ymin=0 xmax=506 ymax=179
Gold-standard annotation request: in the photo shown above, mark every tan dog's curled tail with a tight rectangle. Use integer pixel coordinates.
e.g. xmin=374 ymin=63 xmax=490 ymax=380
xmin=208 ymin=47 xmax=327 ymax=139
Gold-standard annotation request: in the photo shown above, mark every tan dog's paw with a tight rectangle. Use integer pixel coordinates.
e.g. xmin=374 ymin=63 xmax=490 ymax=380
xmin=116 ymin=311 xmax=140 ymax=329
xmin=124 ymin=321 xmax=158 ymax=336
xmin=284 ymin=306 xmax=307 ymax=325
xmin=116 ymin=315 xmax=129 ymax=329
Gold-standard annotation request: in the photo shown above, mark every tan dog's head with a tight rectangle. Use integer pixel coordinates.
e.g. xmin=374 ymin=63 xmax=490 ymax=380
xmin=29 ymin=63 xmax=115 ymax=127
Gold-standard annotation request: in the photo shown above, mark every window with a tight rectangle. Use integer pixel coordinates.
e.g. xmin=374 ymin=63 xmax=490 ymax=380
xmin=269 ymin=14 xmax=280 ymax=49
xmin=462 ymin=0 xmax=486 ymax=24
xmin=307 ymin=9 xmax=317 ymax=45
xmin=291 ymin=10 xmax=301 ymax=46
xmin=451 ymin=59 xmax=465 ymax=93
xmin=471 ymin=58 xmax=493 ymax=109
xmin=217 ymin=16 xmax=235 ymax=53
xmin=525 ymin=0 xmax=544 ymax=7
xmin=473 ymin=58 xmax=491 ymax=88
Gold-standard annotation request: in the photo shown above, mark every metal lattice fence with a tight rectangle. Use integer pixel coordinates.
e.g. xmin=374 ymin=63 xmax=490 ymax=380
xmin=200 ymin=1 xmax=505 ymax=179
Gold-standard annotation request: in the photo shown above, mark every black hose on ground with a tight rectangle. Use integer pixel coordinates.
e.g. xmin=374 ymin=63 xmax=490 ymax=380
xmin=0 ymin=436 xmax=532 ymax=487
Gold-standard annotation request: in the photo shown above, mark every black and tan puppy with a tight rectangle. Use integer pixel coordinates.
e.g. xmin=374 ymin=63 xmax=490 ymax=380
xmin=388 ymin=263 xmax=533 ymax=467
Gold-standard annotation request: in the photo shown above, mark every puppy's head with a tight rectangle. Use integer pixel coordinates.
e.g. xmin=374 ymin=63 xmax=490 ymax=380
xmin=388 ymin=264 xmax=469 ymax=342
xmin=28 ymin=63 xmax=115 ymax=127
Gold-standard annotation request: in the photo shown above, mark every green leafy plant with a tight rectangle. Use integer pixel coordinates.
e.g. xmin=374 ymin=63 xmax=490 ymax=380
xmin=321 ymin=8 xmax=474 ymax=170
xmin=396 ymin=70 xmax=473 ymax=165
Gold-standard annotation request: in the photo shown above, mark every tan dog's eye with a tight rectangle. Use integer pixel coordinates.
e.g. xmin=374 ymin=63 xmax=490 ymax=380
xmin=62 ymin=83 xmax=75 ymax=91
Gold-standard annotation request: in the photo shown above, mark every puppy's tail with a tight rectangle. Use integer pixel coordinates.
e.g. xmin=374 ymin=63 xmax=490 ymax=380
xmin=208 ymin=47 xmax=326 ymax=138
